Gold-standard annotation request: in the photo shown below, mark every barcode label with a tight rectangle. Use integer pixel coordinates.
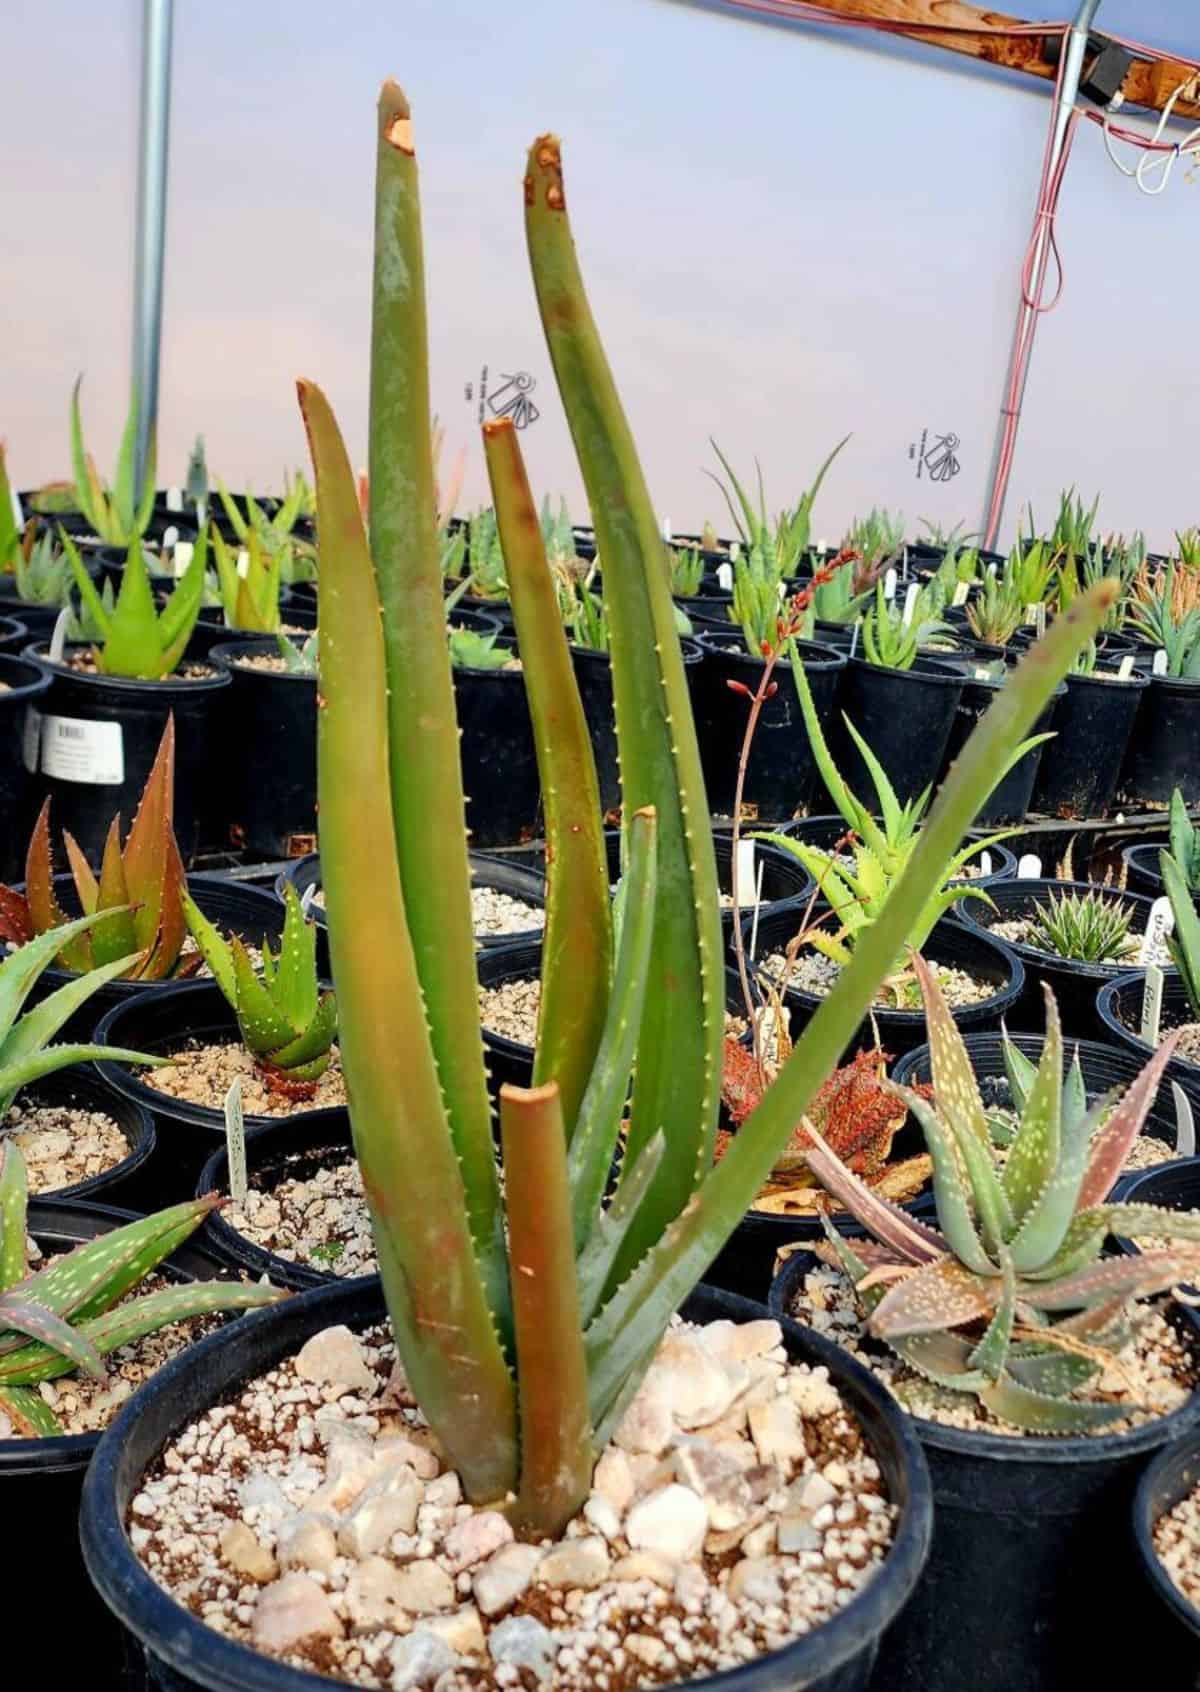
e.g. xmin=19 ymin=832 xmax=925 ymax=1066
xmin=38 ymin=715 xmax=125 ymax=785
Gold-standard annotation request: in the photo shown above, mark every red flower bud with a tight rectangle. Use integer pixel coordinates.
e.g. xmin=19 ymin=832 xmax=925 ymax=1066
xmin=765 ymin=681 xmax=778 ymax=698
xmin=725 ymin=679 xmax=753 ymax=699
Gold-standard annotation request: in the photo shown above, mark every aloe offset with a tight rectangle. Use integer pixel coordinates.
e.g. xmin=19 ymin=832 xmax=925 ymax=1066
xmin=65 ymin=529 xmax=207 ymax=680
xmin=299 ymin=83 xmax=1116 ymax=1536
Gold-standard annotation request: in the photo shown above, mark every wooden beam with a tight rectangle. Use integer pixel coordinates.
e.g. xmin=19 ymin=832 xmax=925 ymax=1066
xmin=781 ymin=0 xmax=1200 ymax=122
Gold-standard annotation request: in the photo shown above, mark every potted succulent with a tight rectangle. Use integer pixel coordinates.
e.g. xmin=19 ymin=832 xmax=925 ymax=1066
xmin=770 ymin=961 xmax=1200 ymax=1692
xmin=1123 ymin=789 xmax=1200 ymax=901
xmin=77 ymin=86 xmax=1109 ymax=1692
xmin=1122 ymin=562 xmax=1200 ymax=805
xmin=1097 ymin=838 xmax=1200 ymax=1078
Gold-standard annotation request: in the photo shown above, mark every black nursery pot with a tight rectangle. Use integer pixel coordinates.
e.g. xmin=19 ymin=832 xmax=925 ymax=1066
xmin=4 ymin=1199 xmax=249 ymax=1692
xmin=1133 ymin=1431 xmax=1200 ymax=1686
xmin=210 ymin=638 xmax=316 ymax=859
xmin=195 ymin=1111 xmax=359 ymax=1292
xmin=1030 ymin=666 xmax=1149 ymax=820
xmin=1097 ymin=970 xmax=1200 ymax=1085
xmin=957 ymin=877 xmax=1155 ymax=1039
xmin=1122 ymin=673 xmax=1200 ymax=808
xmin=79 ymin=1277 xmax=932 ymax=1692
xmin=1122 ymin=839 xmax=1179 ymax=901
xmin=19 ymin=872 xmax=299 ymax=1042
xmin=940 ymin=671 xmax=1064 ymax=825
xmin=833 ymin=656 xmax=965 ymax=807
xmin=453 ymin=644 xmax=540 ymax=847
xmin=93 ymin=977 xmax=333 ymax=1208
xmin=0 ymin=653 xmax=51 ymax=879
xmin=276 ymin=851 xmax=548 ymax=949
xmin=769 ymin=1248 xmax=1200 ymax=1692
xmin=745 ymin=908 xmax=1023 ymax=1062
xmin=14 ymin=1067 xmax=156 ymax=1207
xmin=26 ymin=641 xmax=231 ymax=862
xmin=892 ymin=1030 xmax=1197 ymax=1194
xmin=0 ymin=612 xmax=29 ymax=654
xmin=571 ymin=639 xmax=705 ymax=818
xmin=691 ymin=634 xmax=846 ymax=818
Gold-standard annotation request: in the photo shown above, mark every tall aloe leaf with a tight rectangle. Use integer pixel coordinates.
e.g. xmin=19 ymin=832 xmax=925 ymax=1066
xmin=483 ymin=418 xmax=611 ymax=1135
xmin=298 ymin=373 xmax=516 ymax=1502
xmin=526 ymin=135 xmax=724 ymax=1269
xmin=0 ymin=1148 xmax=27 ymax=1291
xmin=581 ymin=583 xmax=1118 ymax=1418
xmin=367 ymin=84 xmax=497 ymax=1251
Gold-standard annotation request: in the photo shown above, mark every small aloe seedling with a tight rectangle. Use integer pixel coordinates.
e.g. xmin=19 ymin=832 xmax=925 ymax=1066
xmin=1128 ymin=563 xmax=1200 ymax=678
xmin=1026 ymin=889 xmax=1138 ymax=965
xmin=0 ymin=1142 xmax=284 ymax=1436
xmin=448 ymin=625 xmax=513 ymax=670
xmin=64 ymin=527 xmax=207 ymax=680
xmin=809 ymin=958 xmax=1200 ymax=1432
xmin=216 ymin=477 xmax=308 ymax=547
xmin=708 ymin=435 xmax=849 ymax=583
xmin=276 ymin=631 xmax=319 ymax=675
xmin=757 ymin=660 xmax=1040 ymax=972
xmin=0 ymin=720 xmax=191 ymax=982
xmin=669 ymin=544 xmax=705 ymax=597
xmin=860 ymin=580 xmax=949 ymax=671
xmin=845 ymin=507 xmax=905 ymax=572
xmin=183 ymin=884 xmax=337 ymax=1097
xmin=67 ymin=379 xmax=156 ymax=546
xmin=296 ymin=83 xmax=1115 ymax=1535
xmin=209 ymin=528 xmax=283 ymax=632
xmin=464 ymin=509 xmax=509 ymax=600
xmin=966 ymin=570 xmax=1025 ymax=646
xmin=1165 ymin=789 xmax=1200 ymax=894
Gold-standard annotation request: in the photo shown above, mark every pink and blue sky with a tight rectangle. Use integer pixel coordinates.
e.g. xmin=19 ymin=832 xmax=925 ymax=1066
xmin=3 ymin=0 xmax=1197 ymax=545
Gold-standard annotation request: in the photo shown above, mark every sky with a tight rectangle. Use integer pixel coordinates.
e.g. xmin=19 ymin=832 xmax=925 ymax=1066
xmin=2 ymin=0 xmax=1198 ymax=547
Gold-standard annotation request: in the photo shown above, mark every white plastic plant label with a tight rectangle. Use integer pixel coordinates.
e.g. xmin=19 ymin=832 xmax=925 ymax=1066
xmin=1172 ymin=1080 xmax=1195 ymax=1159
xmin=1139 ymin=896 xmax=1175 ymax=965
xmin=172 ymin=540 xmax=194 ymax=579
xmin=236 ymin=548 xmax=251 ymax=579
xmin=38 ymin=716 xmax=124 ymax=785
xmin=1141 ymin=964 xmax=1165 ymax=1045
xmin=10 ymin=489 xmax=24 ymax=531
xmin=1117 ymin=654 xmax=1135 ymax=680
xmin=300 ymin=883 xmax=318 ymax=918
xmin=900 ymin=583 xmax=920 ymax=627
xmin=48 ymin=608 xmax=70 ymax=665
xmin=734 ymin=839 xmax=757 ymax=905
xmin=21 ymin=707 xmax=40 ymax=774
xmin=1017 ymin=853 xmax=1042 ymax=879
xmin=196 ymin=497 xmax=208 ymax=528
xmin=883 ymin=567 xmax=898 ymax=602
xmin=660 ymin=515 xmax=672 ymax=542
xmin=165 ymin=486 xmax=183 ymax=512
xmin=163 ymin=524 xmax=179 ymax=550
xmin=729 ymin=543 xmax=740 ymax=564
xmin=952 ymin=582 xmax=970 ymax=607
xmin=1153 ymin=648 xmax=1169 ymax=676
xmin=815 ymin=537 xmax=826 ymax=556
xmin=716 ymin=563 xmax=733 ymax=592
xmin=849 ymin=622 xmax=861 ymax=661
xmin=224 ymin=1078 xmax=248 ymax=1206
xmin=974 ymin=667 xmax=993 ymax=682
xmin=980 ymin=852 xmax=993 ymax=877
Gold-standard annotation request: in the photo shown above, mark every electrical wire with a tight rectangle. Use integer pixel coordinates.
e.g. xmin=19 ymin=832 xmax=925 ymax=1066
xmin=1096 ymin=74 xmax=1200 ymax=195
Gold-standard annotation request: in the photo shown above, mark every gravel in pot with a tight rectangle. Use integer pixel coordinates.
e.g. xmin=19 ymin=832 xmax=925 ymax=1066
xmin=0 ymin=1066 xmax=154 ymax=1205
xmin=1098 ymin=970 xmax=1200 ymax=1076
xmin=277 ymin=851 xmax=549 ymax=948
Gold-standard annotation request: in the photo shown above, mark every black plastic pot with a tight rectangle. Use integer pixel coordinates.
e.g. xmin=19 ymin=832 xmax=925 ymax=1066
xmin=0 ymin=599 xmax=60 ymax=643
xmin=745 ymin=909 xmax=1023 ymax=1061
xmin=25 ymin=641 xmax=231 ymax=862
xmin=11 ymin=1066 xmax=156 ymax=1206
xmin=0 ymin=613 xmax=29 ymax=654
xmin=0 ymin=652 xmax=51 ymax=879
xmin=1122 ymin=674 xmax=1200 ymax=808
xmin=209 ymin=638 xmax=316 ymax=859
xmin=93 ymin=979 xmax=335 ymax=1207
xmin=833 ymin=656 xmax=965 ymax=807
xmin=892 ymin=1031 xmax=1196 ymax=1194
xmin=80 ymin=1277 xmax=932 ymax=1692
xmin=941 ymin=671 xmax=1064 ymax=825
xmin=1030 ymin=666 xmax=1149 ymax=820
xmin=569 ymin=638 xmax=705 ymax=818
xmin=691 ymin=634 xmax=847 ymax=817
xmin=18 ymin=872 xmax=300 ymax=1041
xmin=1132 ymin=1431 xmax=1200 ymax=1686
xmin=775 ymin=816 xmax=1018 ymax=889
xmin=452 ymin=642 xmax=540 ymax=847
xmin=1122 ymin=839 xmax=1178 ymax=901
xmin=5 ymin=1199 xmax=250 ymax=1692
xmin=957 ymin=878 xmax=1156 ymax=1038
xmin=195 ymin=1111 xmax=360 ymax=1292
xmin=768 ymin=1248 xmax=1200 ymax=1692
xmin=1097 ymin=970 xmax=1200 ymax=1083
xmin=275 ymin=851 xmax=548 ymax=949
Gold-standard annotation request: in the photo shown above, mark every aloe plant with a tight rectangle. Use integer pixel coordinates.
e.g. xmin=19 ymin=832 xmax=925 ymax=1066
xmin=1161 ymin=849 xmax=1200 ymax=1024
xmin=275 ymin=630 xmax=319 ymax=675
xmin=707 ymin=434 xmax=849 ymax=583
xmin=215 ymin=478 xmax=307 ymax=547
xmin=0 ymin=720 xmax=192 ymax=982
xmin=0 ymin=443 xmax=20 ymax=573
xmin=966 ymin=570 xmax=1024 ymax=646
xmin=0 ymin=1142 xmax=284 ymax=1435
xmin=463 ymin=508 xmax=508 ymax=600
xmin=757 ymin=659 xmax=1043 ymax=971
xmin=1165 ymin=789 xmax=1200 ymax=893
xmin=297 ymin=83 xmax=1116 ymax=1536
xmin=1027 ymin=889 xmax=1138 ymax=965
xmin=846 ymin=507 xmax=905 ymax=571
xmin=63 ymin=527 xmax=206 ymax=680
xmin=209 ymin=528 xmax=283 ymax=632
xmin=1127 ymin=564 xmax=1200 ymax=677
xmin=448 ymin=626 xmax=513 ymax=670
xmin=183 ymin=884 xmax=337 ymax=1097
xmin=860 ymin=580 xmax=950 ymax=670
xmin=669 ymin=544 xmax=705 ymax=597
xmin=809 ymin=957 xmax=1200 ymax=1432
xmin=5 ymin=527 xmax=74 ymax=610
xmin=67 ymin=380 xmax=156 ymax=546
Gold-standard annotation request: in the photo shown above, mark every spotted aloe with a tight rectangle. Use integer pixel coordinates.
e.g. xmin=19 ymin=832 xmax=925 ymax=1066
xmin=0 ymin=1144 xmax=285 ymax=1436
xmin=808 ymin=954 xmax=1200 ymax=1432
xmin=0 ymin=719 xmax=191 ymax=981
xmin=182 ymin=883 xmax=336 ymax=1097
xmin=298 ymin=80 xmax=1118 ymax=1536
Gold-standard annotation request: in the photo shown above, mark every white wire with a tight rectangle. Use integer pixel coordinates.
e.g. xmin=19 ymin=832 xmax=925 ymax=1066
xmin=1101 ymin=76 xmax=1200 ymax=195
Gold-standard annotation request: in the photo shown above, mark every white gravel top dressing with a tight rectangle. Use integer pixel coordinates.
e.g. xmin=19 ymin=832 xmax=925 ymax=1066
xmin=131 ymin=1316 xmax=897 ymax=1690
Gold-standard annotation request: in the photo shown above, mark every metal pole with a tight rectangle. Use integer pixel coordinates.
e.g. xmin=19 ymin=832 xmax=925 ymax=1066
xmin=132 ymin=0 xmax=175 ymax=493
xmin=981 ymin=0 xmax=1100 ymax=549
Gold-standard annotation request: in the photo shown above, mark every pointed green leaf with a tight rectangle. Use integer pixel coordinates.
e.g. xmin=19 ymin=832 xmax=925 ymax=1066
xmin=181 ymin=890 xmax=237 ymax=1004
xmin=0 ymin=1146 xmax=28 ymax=1292
xmin=891 ymin=1084 xmax=995 ymax=1274
xmin=967 ymin=1250 xmax=1016 ymax=1380
xmin=1002 ymin=986 xmax=1063 ymax=1225
xmin=0 ymin=1383 xmax=62 ymax=1435
xmin=0 ymin=1295 xmax=106 ymax=1379
xmin=979 ymin=1373 xmax=1128 ymax=1433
